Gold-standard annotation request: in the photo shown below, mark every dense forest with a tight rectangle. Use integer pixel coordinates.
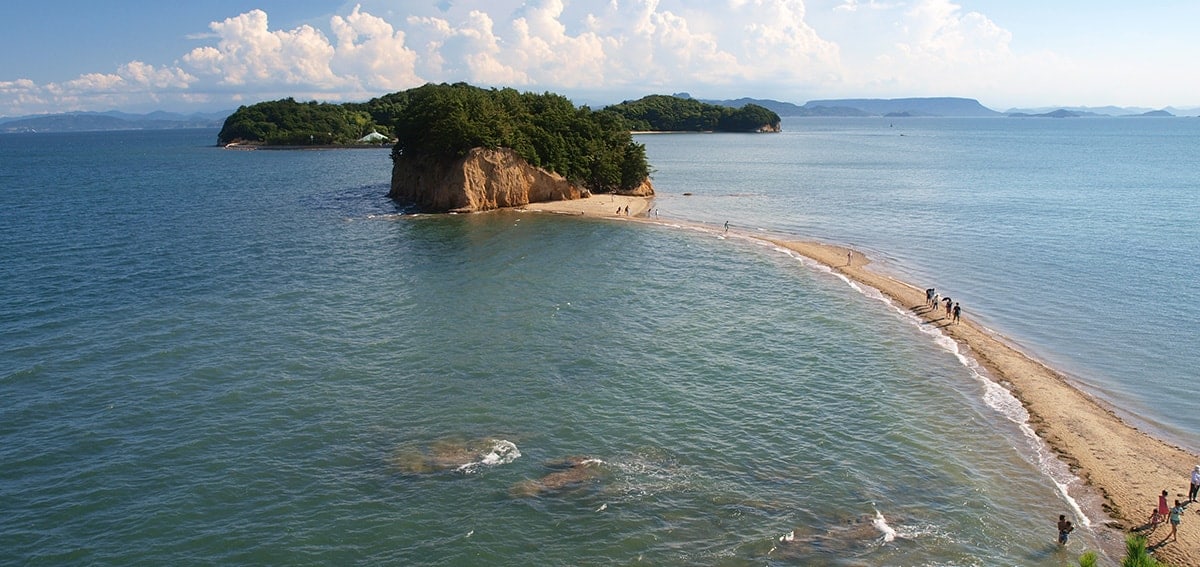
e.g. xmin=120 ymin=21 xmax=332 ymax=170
xmin=216 ymin=85 xmax=778 ymax=192
xmin=604 ymin=95 xmax=781 ymax=132
xmin=217 ymin=98 xmax=386 ymax=146
xmin=386 ymin=83 xmax=649 ymax=192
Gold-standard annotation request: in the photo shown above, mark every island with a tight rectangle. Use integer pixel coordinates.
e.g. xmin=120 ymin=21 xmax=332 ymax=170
xmin=219 ymin=84 xmax=774 ymax=214
xmin=604 ymin=94 xmax=781 ymax=132
xmin=386 ymin=83 xmax=653 ymax=213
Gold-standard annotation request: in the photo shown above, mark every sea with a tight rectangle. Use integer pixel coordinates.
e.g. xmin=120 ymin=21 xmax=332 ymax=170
xmin=2 ymin=116 xmax=1197 ymax=565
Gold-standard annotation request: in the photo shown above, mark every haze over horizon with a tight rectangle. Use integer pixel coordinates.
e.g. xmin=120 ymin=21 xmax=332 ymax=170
xmin=3 ymin=0 xmax=1198 ymax=117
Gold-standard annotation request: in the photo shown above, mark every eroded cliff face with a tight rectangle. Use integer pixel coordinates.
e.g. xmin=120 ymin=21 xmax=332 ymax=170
xmin=390 ymin=147 xmax=652 ymax=213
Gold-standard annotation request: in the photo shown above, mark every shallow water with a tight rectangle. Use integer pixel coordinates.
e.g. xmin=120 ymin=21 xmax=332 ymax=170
xmin=3 ymin=122 xmax=1187 ymax=564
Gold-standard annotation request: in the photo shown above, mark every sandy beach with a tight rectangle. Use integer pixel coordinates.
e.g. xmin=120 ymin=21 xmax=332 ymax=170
xmin=520 ymin=194 xmax=654 ymax=217
xmin=523 ymin=197 xmax=1200 ymax=565
xmin=767 ymin=238 xmax=1200 ymax=566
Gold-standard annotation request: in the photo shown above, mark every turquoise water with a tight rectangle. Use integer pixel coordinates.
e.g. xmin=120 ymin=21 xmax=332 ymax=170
xmin=3 ymin=120 xmax=1194 ymax=565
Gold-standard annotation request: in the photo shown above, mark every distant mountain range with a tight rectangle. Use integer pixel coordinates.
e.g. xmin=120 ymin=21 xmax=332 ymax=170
xmin=678 ymin=93 xmax=1196 ymax=118
xmin=0 ymin=110 xmax=230 ymax=133
xmin=4 ymin=96 xmax=1196 ymax=135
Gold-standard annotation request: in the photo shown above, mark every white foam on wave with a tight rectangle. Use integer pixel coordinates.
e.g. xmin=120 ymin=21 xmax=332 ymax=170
xmin=872 ymin=509 xmax=897 ymax=543
xmin=456 ymin=439 xmax=521 ymax=474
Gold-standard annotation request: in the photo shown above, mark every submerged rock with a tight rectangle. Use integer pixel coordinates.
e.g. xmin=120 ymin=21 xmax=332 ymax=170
xmin=510 ymin=456 xmax=608 ymax=497
xmin=391 ymin=437 xmax=520 ymax=474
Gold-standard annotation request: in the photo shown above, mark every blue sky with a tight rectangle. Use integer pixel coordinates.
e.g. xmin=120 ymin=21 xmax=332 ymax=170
xmin=2 ymin=0 xmax=1198 ymax=116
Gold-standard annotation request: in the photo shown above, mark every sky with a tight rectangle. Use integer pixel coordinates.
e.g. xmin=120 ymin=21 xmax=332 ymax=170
xmin=2 ymin=0 xmax=1198 ymax=117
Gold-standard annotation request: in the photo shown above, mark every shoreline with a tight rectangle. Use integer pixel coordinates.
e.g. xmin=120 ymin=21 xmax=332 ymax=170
xmin=764 ymin=238 xmax=1198 ymax=565
xmin=520 ymin=197 xmax=1199 ymax=565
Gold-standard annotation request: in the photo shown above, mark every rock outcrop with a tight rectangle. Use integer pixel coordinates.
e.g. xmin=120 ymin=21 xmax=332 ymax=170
xmin=390 ymin=147 xmax=652 ymax=213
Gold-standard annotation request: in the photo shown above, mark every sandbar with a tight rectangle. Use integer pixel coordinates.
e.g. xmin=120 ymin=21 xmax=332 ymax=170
xmin=519 ymin=198 xmax=1199 ymax=565
xmin=520 ymin=194 xmax=653 ymax=217
xmin=769 ymin=238 xmax=1199 ymax=566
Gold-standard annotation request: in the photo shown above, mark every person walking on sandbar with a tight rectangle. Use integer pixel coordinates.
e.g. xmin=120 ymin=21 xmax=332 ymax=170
xmin=1168 ymin=499 xmax=1183 ymax=542
xmin=1190 ymin=465 xmax=1199 ymax=502
xmin=952 ymin=303 xmax=961 ymax=324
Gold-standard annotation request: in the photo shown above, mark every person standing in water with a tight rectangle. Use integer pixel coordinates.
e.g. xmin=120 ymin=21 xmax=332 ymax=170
xmin=724 ymin=220 xmax=729 ymax=233
xmin=1057 ymin=515 xmax=1074 ymax=545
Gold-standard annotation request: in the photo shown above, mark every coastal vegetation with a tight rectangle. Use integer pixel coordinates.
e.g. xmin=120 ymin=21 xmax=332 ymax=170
xmin=217 ymin=98 xmax=386 ymax=146
xmin=604 ymin=94 xmax=781 ymax=131
xmin=388 ymin=83 xmax=649 ymax=193
xmin=220 ymin=83 xmax=650 ymax=193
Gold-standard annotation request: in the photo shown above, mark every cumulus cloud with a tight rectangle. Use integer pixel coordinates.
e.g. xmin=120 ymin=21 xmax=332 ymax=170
xmin=183 ymin=9 xmax=340 ymax=88
xmin=0 ymin=62 xmax=196 ymax=116
xmin=841 ymin=0 xmax=1060 ymax=101
xmin=330 ymin=6 xmax=423 ymax=90
xmin=1 ymin=0 xmax=1131 ymax=115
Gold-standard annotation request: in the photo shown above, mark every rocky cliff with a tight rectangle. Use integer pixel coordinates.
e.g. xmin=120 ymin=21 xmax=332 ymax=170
xmin=390 ymin=147 xmax=652 ymax=213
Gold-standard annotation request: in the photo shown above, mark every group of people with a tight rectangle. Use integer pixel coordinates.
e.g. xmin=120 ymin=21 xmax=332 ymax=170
xmin=1148 ymin=465 xmax=1200 ymax=543
xmin=1058 ymin=465 xmax=1199 ymax=547
xmin=924 ymin=287 xmax=961 ymax=324
xmin=1149 ymin=488 xmax=1186 ymax=543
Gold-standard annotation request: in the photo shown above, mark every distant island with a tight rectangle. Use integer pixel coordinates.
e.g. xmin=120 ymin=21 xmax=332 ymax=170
xmin=0 ymin=110 xmax=228 ymax=133
xmin=1007 ymin=108 xmax=1177 ymax=118
xmin=605 ymin=94 xmax=781 ymax=132
xmin=684 ymin=94 xmax=997 ymax=117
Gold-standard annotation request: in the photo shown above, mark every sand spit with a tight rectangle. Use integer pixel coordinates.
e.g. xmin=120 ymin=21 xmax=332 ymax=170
xmin=766 ymin=238 xmax=1199 ymax=566
xmin=515 ymin=201 xmax=1199 ymax=564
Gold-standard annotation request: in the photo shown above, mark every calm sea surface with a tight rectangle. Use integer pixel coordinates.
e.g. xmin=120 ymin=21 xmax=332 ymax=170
xmin=2 ymin=118 xmax=1196 ymax=565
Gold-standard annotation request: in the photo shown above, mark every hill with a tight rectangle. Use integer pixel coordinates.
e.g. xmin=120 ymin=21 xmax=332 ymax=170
xmin=675 ymin=94 xmax=997 ymax=117
xmin=0 ymin=111 xmax=227 ymax=133
xmin=801 ymin=97 xmax=1001 ymax=117
xmin=604 ymin=95 xmax=781 ymax=132
xmin=688 ymin=95 xmax=870 ymax=117
xmin=385 ymin=83 xmax=650 ymax=212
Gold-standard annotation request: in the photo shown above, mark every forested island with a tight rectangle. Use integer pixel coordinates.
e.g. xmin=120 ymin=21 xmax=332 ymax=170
xmin=216 ymin=83 xmax=780 ymax=212
xmin=387 ymin=82 xmax=650 ymax=198
xmin=217 ymin=87 xmax=783 ymax=148
xmin=605 ymin=95 xmax=782 ymax=132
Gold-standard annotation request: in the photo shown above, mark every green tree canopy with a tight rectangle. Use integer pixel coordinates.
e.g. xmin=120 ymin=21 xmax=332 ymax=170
xmin=217 ymin=83 xmax=652 ymax=192
xmin=218 ymin=98 xmax=386 ymax=146
xmin=603 ymin=95 xmax=782 ymax=132
xmin=386 ymin=83 xmax=650 ymax=193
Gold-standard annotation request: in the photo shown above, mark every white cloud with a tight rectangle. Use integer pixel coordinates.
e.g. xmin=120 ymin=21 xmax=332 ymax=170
xmin=0 ymin=62 xmax=196 ymax=116
xmin=330 ymin=5 xmax=423 ymax=90
xmin=5 ymin=1 xmax=1190 ymax=115
xmin=183 ymin=9 xmax=340 ymax=88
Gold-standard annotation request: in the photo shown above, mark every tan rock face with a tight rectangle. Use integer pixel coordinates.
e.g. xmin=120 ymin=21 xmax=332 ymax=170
xmin=391 ymin=147 xmax=600 ymax=212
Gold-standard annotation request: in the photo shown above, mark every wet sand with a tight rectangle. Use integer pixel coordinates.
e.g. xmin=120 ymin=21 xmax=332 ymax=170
xmin=520 ymin=198 xmax=1199 ymax=565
